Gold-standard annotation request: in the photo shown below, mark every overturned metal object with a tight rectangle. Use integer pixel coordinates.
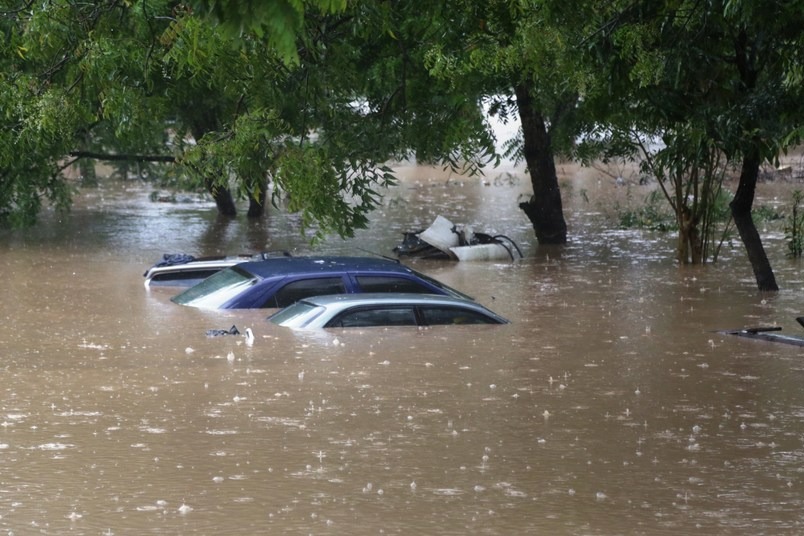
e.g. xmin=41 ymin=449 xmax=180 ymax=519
xmin=205 ymin=325 xmax=241 ymax=338
xmin=394 ymin=215 xmax=523 ymax=261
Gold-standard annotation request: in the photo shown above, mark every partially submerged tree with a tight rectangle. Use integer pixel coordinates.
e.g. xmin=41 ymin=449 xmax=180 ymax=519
xmin=172 ymin=2 xmax=497 ymax=238
xmin=582 ymin=0 xmax=804 ymax=290
xmin=424 ymin=0 xmax=588 ymax=244
xmin=0 ymin=0 xmax=495 ymax=241
xmin=635 ymin=128 xmax=732 ymax=264
xmin=4 ymin=0 xmax=801 ymax=286
xmin=0 ymin=1 xmax=166 ymax=226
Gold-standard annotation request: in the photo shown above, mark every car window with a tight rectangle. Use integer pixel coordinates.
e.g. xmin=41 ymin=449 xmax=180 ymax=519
xmin=408 ymin=270 xmax=474 ymax=300
xmin=172 ymin=266 xmax=255 ymax=305
xmin=327 ymin=306 xmax=418 ymax=328
xmin=150 ymin=269 xmax=219 ymax=286
xmin=419 ymin=306 xmax=499 ymax=325
xmin=268 ymin=301 xmax=325 ymax=328
xmin=355 ymin=275 xmax=432 ymax=294
xmin=264 ymin=277 xmax=347 ymax=308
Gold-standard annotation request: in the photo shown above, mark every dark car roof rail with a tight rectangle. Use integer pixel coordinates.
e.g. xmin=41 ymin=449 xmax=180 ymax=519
xmin=240 ymin=256 xmax=410 ymax=279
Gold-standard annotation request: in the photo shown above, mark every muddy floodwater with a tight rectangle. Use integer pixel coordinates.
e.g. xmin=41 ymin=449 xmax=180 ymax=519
xmin=1 ymin=164 xmax=804 ymax=535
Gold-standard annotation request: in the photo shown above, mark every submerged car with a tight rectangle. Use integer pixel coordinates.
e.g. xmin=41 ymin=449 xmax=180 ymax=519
xmin=144 ymin=251 xmax=291 ymax=288
xmin=268 ymin=293 xmax=509 ymax=329
xmin=171 ymin=256 xmax=472 ymax=310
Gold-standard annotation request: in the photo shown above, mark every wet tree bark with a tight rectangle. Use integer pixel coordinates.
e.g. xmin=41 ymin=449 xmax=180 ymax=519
xmin=204 ymin=176 xmax=237 ymax=217
xmin=730 ymin=146 xmax=779 ymax=291
xmin=246 ymin=178 xmax=268 ymax=218
xmin=677 ymin=206 xmax=704 ymax=264
xmin=728 ymin=30 xmax=778 ymax=290
xmin=187 ymin=106 xmax=238 ymax=218
xmin=514 ymin=84 xmax=567 ymax=244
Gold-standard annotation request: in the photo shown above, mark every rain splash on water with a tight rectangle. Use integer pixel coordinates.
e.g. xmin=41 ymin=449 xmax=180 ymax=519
xmin=1 ymin=163 xmax=803 ymax=534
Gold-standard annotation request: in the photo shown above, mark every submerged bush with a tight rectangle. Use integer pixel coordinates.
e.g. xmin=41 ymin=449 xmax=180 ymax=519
xmin=785 ymin=190 xmax=804 ymax=258
xmin=617 ymin=190 xmax=676 ymax=232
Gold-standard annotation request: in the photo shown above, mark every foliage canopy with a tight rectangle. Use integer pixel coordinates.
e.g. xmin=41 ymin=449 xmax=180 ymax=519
xmin=1 ymin=0 xmax=802 ymax=283
xmin=0 ymin=0 xmax=495 ymax=239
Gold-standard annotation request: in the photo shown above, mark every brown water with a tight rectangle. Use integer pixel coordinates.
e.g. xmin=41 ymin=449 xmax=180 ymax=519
xmin=1 ymin=166 xmax=804 ymax=535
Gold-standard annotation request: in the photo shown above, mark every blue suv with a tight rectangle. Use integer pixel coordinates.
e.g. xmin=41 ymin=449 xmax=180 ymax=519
xmin=171 ymin=256 xmax=472 ymax=310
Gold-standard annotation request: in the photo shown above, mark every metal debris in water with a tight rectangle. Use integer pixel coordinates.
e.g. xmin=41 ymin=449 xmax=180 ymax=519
xmin=205 ymin=325 xmax=241 ymax=337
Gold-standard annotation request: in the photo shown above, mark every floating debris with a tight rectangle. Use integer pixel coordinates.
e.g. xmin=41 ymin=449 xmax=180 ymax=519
xmin=394 ymin=215 xmax=523 ymax=261
xmin=206 ymin=325 xmax=241 ymax=338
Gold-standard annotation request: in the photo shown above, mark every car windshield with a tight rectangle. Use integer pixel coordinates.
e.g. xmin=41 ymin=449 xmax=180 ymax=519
xmin=410 ymin=269 xmax=474 ymax=300
xmin=171 ymin=266 xmax=256 ymax=307
xmin=268 ymin=301 xmax=324 ymax=328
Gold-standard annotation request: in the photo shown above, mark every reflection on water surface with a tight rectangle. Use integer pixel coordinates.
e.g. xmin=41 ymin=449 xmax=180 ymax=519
xmin=1 ymin=170 xmax=803 ymax=535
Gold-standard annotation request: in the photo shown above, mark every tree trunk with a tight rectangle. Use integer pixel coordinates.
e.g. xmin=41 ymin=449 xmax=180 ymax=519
xmin=677 ymin=207 xmax=703 ymax=264
xmin=729 ymin=147 xmax=778 ymax=291
xmin=246 ymin=178 xmax=268 ymax=219
xmin=728 ymin=30 xmax=778 ymax=291
xmin=205 ymin=177 xmax=237 ymax=217
xmin=188 ymin=107 xmax=238 ymax=218
xmin=514 ymin=84 xmax=567 ymax=245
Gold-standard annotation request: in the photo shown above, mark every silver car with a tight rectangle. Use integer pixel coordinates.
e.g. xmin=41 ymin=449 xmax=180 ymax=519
xmin=268 ymin=293 xmax=509 ymax=329
xmin=143 ymin=251 xmax=290 ymax=287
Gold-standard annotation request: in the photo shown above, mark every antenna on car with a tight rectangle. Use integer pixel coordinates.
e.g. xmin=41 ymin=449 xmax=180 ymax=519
xmin=356 ymin=247 xmax=400 ymax=263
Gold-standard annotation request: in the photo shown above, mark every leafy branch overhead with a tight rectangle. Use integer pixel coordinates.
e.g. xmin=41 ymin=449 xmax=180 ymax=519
xmin=1 ymin=0 xmax=803 ymax=291
xmin=188 ymin=0 xmax=347 ymax=65
xmin=1 ymin=0 xmax=493 ymax=238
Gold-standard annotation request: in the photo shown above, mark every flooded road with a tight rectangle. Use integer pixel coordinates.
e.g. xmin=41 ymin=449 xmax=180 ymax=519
xmin=1 ymin=166 xmax=804 ymax=535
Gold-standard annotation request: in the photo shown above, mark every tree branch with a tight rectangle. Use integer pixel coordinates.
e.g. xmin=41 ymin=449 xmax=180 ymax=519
xmin=68 ymin=151 xmax=176 ymax=163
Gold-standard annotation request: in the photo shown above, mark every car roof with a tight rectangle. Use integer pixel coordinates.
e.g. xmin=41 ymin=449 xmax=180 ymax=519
xmin=237 ymin=256 xmax=413 ymax=278
xmin=279 ymin=293 xmax=510 ymax=325
xmin=298 ymin=293 xmax=484 ymax=308
xmin=144 ymin=251 xmax=292 ymax=283
xmin=147 ymin=258 xmax=241 ymax=274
